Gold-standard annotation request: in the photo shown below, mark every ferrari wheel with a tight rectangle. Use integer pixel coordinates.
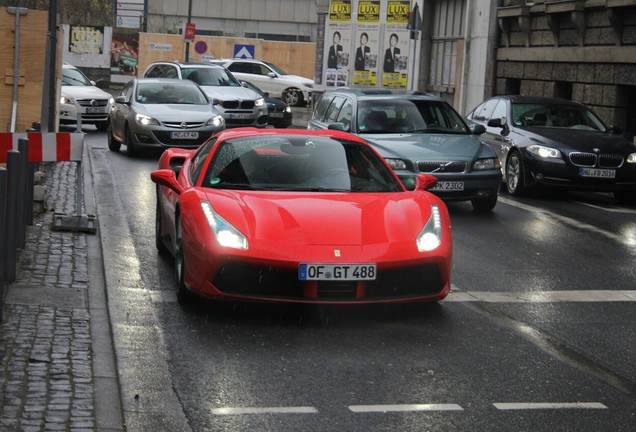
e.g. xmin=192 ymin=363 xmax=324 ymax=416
xmin=506 ymin=151 xmax=526 ymax=196
xmin=125 ymin=125 xmax=138 ymax=158
xmin=107 ymin=123 xmax=121 ymax=152
xmin=155 ymin=188 xmax=168 ymax=254
xmin=174 ymin=216 xmax=192 ymax=303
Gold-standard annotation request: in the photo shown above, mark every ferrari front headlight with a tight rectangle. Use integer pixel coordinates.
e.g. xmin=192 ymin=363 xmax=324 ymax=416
xmin=417 ymin=204 xmax=443 ymax=252
xmin=200 ymin=201 xmax=248 ymax=250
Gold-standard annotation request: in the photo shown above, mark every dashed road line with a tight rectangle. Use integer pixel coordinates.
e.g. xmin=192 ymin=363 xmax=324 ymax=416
xmin=211 ymin=406 xmax=318 ymax=415
xmin=445 ymin=289 xmax=636 ymax=303
xmin=493 ymin=402 xmax=607 ymax=410
xmin=348 ymin=404 xmax=463 ymax=413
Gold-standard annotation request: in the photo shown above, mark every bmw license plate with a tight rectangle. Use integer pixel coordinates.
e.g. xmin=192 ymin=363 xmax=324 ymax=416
xmin=299 ymin=263 xmax=376 ymax=281
xmin=579 ymin=168 xmax=615 ymax=178
xmin=170 ymin=131 xmax=199 ymax=139
xmin=431 ymin=181 xmax=464 ymax=191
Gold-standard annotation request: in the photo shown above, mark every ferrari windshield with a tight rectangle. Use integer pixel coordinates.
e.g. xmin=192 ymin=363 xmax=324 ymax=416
xmin=356 ymin=99 xmax=470 ymax=135
xmin=203 ymin=135 xmax=403 ymax=192
xmin=512 ymin=102 xmax=608 ymax=132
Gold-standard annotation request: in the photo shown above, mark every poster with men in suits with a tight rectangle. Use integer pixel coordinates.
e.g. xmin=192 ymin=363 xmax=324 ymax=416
xmin=382 ymin=1 xmax=410 ymax=88
xmin=352 ymin=0 xmax=380 ymax=86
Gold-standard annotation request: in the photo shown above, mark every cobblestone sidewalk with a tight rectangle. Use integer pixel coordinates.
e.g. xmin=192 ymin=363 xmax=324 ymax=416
xmin=1 ymin=161 xmax=119 ymax=432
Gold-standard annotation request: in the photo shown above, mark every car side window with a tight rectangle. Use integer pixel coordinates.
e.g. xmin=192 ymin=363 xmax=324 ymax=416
xmin=120 ymin=81 xmax=133 ymax=100
xmin=190 ymin=138 xmax=217 ymax=184
xmin=490 ymin=100 xmax=507 ymax=123
xmin=313 ymin=95 xmax=334 ymax=122
xmin=472 ymin=99 xmax=499 ymax=122
xmin=335 ymin=99 xmax=353 ymax=131
xmin=324 ymin=97 xmax=346 ymax=123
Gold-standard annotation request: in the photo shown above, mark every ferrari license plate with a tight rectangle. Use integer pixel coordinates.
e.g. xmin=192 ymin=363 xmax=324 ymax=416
xmin=431 ymin=181 xmax=464 ymax=191
xmin=299 ymin=263 xmax=376 ymax=281
xmin=579 ymin=168 xmax=615 ymax=178
xmin=170 ymin=131 xmax=199 ymax=139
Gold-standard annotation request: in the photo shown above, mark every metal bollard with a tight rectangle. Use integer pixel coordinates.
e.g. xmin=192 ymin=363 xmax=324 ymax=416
xmin=5 ymin=150 xmax=20 ymax=283
xmin=16 ymin=138 xmax=29 ymax=249
xmin=18 ymin=137 xmax=34 ymax=227
xmin=1 ymin=167 xmax=6 ymax=321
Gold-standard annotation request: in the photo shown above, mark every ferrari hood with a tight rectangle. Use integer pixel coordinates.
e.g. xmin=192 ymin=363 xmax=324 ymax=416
xmin=204 ymin=191 xmax=435 ymax=246
xmin=362 ymin=133 xmax=484 ymax=161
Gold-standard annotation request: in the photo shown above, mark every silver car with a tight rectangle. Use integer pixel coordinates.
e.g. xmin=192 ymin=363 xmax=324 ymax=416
xmin=108 ymin=78 xmax=225 ymax=157
xmin=142 ymin=62 xmax=269 ymax=128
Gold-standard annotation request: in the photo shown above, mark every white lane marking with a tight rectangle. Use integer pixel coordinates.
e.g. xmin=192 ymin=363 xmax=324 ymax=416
xmin=493 ymin=402 xmax=607 ymax=410
xmin=498 ymin=196 xmax=632 ymax=246
xmin=212 ymin=406 xmax=318 ymax=415
xmin=445 ymin=289 xmax=636 ymax=303
xmin=578 ymin=201 xmax=636 ymax=214
xmin=349 ymin=404 xmax=463 ymax=413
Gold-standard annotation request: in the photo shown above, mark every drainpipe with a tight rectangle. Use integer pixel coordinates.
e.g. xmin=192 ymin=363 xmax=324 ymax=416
xmin=8 ymin=7 xmax=29 ymax=133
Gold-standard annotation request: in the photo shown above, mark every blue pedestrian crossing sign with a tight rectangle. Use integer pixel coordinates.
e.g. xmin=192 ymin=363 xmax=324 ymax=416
xmin=234 ymin=44 xmax=255 ymax=59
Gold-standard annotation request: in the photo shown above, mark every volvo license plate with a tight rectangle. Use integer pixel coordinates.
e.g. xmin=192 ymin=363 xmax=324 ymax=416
xmin=299 ymin=263 xmax=376 ymax=281
xmin=431 ymin=181 xmax=464 ymax=191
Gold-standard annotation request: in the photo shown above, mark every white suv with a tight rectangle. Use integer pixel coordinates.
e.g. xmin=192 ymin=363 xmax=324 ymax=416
xmin=59 ymin=63 xmax=114 ymax=131
xmin=142 ymin=61 xmax=268 ymax=128
xmin=212 ymin=59 xmax=313 ymax=107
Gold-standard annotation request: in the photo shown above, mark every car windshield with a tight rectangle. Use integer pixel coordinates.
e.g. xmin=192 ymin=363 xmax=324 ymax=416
xmin=511 ymin=102 xmax=608 ymax=132
xmin=203 ymin=135 xmax=403 ymax=192
xmin=136 ymin=82 xmax=209 ymax=105
xmin=183 ymin=68 xmax=241 ymax=87
xmin=356 ymin=99 xmax=470 ymax=134
xmin=62 ymin=68 xmax=93 ymax=86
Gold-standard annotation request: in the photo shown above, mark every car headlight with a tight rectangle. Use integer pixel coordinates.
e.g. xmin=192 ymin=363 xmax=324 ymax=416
xmin=255 ymin=98 xmax=266 ymax=107
xmin=417 ymin=204 xmax=443 ymax=252
xmin=473 ymin=158 xmax=501 ymax=171
xmin=60 ymin=96 xmax=73 ymax=105
xmin=109 ymin=97 xmax=115 ymax=105
xmin=627 ymin=153 xmax=636 ymax=163
xmin=207 ymin=115 xmax=225 ymax=128
xmin=135 ymin=113 xmax=160 ymax=126
xmin=527 ymin=144 xmax=561 ymax=159
xmin=384 ymin=158 xmax=408 ymax=170
xmin=284 ymin=106 xmax=292 ymax=113
xmin=200 ymin=201 xmax=248 ymax=250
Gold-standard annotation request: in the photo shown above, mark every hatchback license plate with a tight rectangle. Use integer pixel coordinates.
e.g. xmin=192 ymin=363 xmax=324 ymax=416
xmin=579 ymin=168 xmax=615 ymax=178
xmin=229 ymin=113 xmax=252 ymax=119
xmin=170 ymin=131 xmax=199 ymax=139
xmin=86 ymin=107 xmax=105 ymax=113
xmin=269 ymin=112 xmax=284 ymax=118
xmin=299 ymin=263 xmax=376 ymax=281
xmin=431 ymin=181 xmax=464 ymax=191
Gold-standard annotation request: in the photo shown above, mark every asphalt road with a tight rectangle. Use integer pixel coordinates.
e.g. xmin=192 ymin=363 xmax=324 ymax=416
xmin=83 ymin=122 xmax=636 ymax=432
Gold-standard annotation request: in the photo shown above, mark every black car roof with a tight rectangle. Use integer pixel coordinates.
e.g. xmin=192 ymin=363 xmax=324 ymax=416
xmin=498 ymin=95 xmax=583 ymax=106
xmin=322 ymin=87 xmax=442 ymax=101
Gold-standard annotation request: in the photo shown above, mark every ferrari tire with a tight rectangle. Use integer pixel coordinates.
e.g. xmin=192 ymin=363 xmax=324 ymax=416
xmin=107 ymin=123 xmax=121 ymax=152
xmin=471 ymin=195 xmax=498 ymax=212
xmin=174 ymin=216 xmax=192 ymax=303
xmin=155 ymin=188 xmax=168 ymax=254
xmin=125 ymin=125 xmax=138 ymax=158
xmin=505 ymin=151 xmax=526 ymax=196
xmin=284 ymin=89 xmax=303 ymax=107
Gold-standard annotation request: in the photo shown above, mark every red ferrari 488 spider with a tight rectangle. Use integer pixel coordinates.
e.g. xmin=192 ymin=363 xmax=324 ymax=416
xmin=151 ymin=128 xmax=452 ymax=304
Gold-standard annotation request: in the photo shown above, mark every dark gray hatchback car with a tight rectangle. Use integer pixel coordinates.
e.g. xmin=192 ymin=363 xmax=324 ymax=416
xmin=308 ymin=88 xmax=502 ymax=211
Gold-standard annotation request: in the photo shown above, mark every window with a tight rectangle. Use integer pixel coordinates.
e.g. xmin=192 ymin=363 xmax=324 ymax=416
xmin=324 ymin=96 xmax=346 ymax=123
xmin=313 ymin=95 xmax=335 ymax=121
xmin=428 ymin=0 xmax=465 ymax=90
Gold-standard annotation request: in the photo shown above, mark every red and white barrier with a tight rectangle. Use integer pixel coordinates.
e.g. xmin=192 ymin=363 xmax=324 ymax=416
xmin=0 ymin=133 xmax=84 ymax=163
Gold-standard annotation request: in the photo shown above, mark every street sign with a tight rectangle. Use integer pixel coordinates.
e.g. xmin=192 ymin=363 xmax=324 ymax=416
xmin=185 ymin=22 xmax=196 ymax=43
xmin=234 ymin=44 xmax=255 ymax=59
xmin=116 ymin=15 xmax=140 ymax=29
xmin=195 ymin=40 xmax=208 ymax=54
